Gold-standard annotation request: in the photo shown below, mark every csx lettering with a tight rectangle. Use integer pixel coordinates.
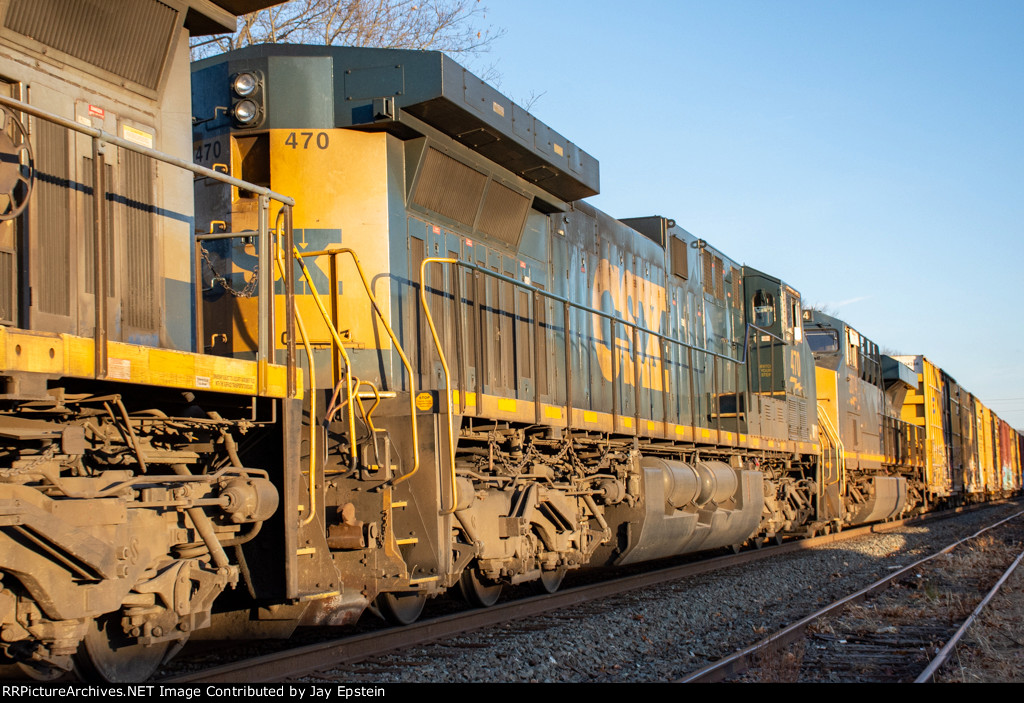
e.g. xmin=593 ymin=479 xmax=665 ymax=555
xmin=592 ymin=259 xmax=668 ymax=390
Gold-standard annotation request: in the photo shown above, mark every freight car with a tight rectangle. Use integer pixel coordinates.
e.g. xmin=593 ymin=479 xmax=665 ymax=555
xmin=892 ymin=355 xmax=1022 ymax=501
xmin=0 ymin=15 xmax=1020 ymax=684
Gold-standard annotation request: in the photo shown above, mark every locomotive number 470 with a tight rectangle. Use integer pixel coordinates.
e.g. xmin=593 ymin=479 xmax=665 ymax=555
xmin=285 ymin=131 xmax=330 ymax=149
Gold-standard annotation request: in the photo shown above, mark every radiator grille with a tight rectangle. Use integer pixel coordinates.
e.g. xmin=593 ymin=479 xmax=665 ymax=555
xmin=4 ymin=0 xmax=178 ymax=90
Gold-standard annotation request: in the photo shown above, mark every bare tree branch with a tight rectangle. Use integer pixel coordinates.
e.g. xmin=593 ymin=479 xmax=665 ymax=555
xmin=191 ymin=0 xmax=504 ymax=60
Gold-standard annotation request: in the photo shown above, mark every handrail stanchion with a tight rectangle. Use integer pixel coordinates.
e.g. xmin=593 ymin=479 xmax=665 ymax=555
xmin=610 ymin=318 xmax=619 ymax=428
xmin=257 ymin=195 xmax=271 ymax=395
xmin=632 ymin=324 xmax=641 ymax=434
xmin=533 ymin=290 xmax=542 ymax=423
xmin=419 ymin=257 xmax=458 ymax=514
xmin=564 ymin=302 xmax=573 ymax=425
xmin=92 ymin=136 xmax=107 ymax=380
xmin=283 ymin=207 xmax=296 ymax=398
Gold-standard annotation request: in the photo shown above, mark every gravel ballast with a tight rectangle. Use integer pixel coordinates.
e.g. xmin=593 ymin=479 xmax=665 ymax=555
xmin=313 ymin=502 xmax=1022 ymax=683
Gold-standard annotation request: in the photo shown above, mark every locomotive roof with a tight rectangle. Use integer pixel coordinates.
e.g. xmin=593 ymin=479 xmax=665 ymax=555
xmin=186 ymin=1 xmax=284 ymax=36
xmin=194 ymin=44 xmax=600 ymax=203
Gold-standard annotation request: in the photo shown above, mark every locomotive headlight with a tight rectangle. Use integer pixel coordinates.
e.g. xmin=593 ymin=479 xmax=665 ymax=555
xmin=232 ymin=72 xmax=258 ymax=97
xmin=233 ymin=99 xmax=259 ymax=124
xmin=228 ymin=70 xmax=265 ymax=128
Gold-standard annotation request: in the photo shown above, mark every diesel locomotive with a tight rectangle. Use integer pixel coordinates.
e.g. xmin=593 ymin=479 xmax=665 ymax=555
xmin=190 ymin=42 xmax=1021 ymax=627
xmin=0 ymin=8 xmax=1018 ymax=682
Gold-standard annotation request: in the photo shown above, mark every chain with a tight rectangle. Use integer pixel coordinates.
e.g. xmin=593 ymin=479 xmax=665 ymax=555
xmin=565 ymin=440 xmax=601 ymax=476
xmin=485 ymin=433 xmax=598 ymax=479
xmin=0 ymin=443 xmax=58 ymax=479
xmin=200 ymin=246 xmax=259 ymax=298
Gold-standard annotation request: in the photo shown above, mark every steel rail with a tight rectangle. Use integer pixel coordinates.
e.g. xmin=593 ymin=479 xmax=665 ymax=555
xmin=680 ymin=508 xmax=1024 ymax=683
xmin=915 ymin=546 xmax=1024 ymax=683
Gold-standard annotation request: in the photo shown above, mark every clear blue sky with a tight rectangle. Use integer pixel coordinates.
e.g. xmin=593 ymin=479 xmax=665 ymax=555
xmin=472 ymin=0 xmax=1024 ymax=429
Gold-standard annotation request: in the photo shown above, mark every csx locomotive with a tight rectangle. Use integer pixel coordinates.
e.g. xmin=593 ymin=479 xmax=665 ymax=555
xmin=0 ymin=7 xmax=1019 ymax=682
xmin=190 ymin=42 xmax=1022 ymax=628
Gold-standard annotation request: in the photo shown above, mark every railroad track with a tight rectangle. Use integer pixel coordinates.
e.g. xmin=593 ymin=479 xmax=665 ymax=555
xmin=162 ymin=531 xmax=844 ymax=682
xmin=158 ymin=504 xmax=1018 ymax=683
xmin=683 ymin=509 xmax=1024 ymax=683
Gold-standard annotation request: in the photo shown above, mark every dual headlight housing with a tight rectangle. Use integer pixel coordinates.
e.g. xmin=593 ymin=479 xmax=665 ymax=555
xmin=230 ymin=70 xmax=264 ymax=127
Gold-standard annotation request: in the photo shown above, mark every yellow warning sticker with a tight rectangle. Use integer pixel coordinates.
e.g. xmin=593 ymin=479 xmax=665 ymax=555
xmin=122 ymin=124 xmax=154 ymax=148
xmin=415 ymin=392 xmax=433 ymax=412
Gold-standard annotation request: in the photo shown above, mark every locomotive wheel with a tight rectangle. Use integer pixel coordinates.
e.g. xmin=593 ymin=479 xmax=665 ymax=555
xmin=537 ymin=568 xmax=566 ymax=594
xmin=8 ymin=661 xmax=72 ymax=682
xmin=376 ymin=591 xmax=427 ymax=625
xmin=459 ymin=568 xmax=502 ymax=607
xmin=73 ymin=613 xmax=171 ymax=683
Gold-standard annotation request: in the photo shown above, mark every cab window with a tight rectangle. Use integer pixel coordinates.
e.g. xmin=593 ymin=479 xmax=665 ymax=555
xmin=752 ymin=289 xmax=775 ymax=328
xmin=806 ymin=328 xmax=839 ymax=353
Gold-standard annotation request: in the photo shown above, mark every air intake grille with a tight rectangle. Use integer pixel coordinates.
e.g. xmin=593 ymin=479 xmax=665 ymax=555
xmin=0 ymin=250 xmax=13 ymax=324
xmin=120 ymin=150 xmax=155 ymax=330
xmin=35 ymin=118 xmax=70 ymax=316
xmin=477 ymin=180 xmax=530 ymax=247
xmin=4 ymin=0 xmax=178 ymax=90
xmin=412 ymin=148 xmax=486 ymax=227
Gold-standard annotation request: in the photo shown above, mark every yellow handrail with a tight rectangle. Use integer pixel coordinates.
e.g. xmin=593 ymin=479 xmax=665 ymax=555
xmin=354 ymin=379 xmax=383 ymax=436
xmin=273 ymin=233 xmax=319 ymax=527
xmin=292 ymin=250 xmax=359 ymax=468
xmin=418 ymin=257 xmax=459 ymax=516
xmin=295 ymin=248 xmax=419 ymax=486
xmin=816 ymin=402 xmax=845 ymax=495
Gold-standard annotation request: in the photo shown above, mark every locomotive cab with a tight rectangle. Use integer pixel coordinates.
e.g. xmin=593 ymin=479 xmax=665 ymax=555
xmin=742 ymin=267 xmax=816 ymax=443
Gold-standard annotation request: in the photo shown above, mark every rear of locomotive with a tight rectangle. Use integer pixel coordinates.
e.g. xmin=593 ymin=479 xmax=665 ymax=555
xmin=0 ymin=0 xmax=307 ymax=681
